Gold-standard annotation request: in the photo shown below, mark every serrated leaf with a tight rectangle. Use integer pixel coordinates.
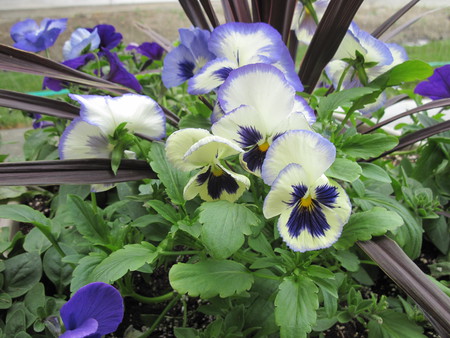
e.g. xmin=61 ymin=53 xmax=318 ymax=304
xmin=341 ymin=134 xmax=398 ymax=159
xmin=317 ymin=87 xmax=377 ymax=119
xmin=169 ymin=259 xmax=254 ymax=298
xmin=149 ymin=142 xmax=190 ymax=205
xmin=70 ymin=252 xmax=107 ymax=293
xmin=367 ymin=310 xmax=425 ymax=338
xmin=146 ymin=200 xmax=181 ymax=224
xmin=334 ymin=207 xmax=403 ymax=250
xmin=3 ymin=252 xmax=42 ymax=298
xmin=330 ymin=250 xmax=360 ymax=272
xmin=91 ymin=243 xmax=158 ymax=283
xmin=326 ymin=158 xmax=361 ymax=182
xmin=307 ymin=265 xmax=335 ymax=279
xmin=359 ymin=163 xmax=391 ymax=183
xmin=200 ymin=201 xmax=259 ymax=259
xmin=275 ymin=276 xmax=318 ymax=337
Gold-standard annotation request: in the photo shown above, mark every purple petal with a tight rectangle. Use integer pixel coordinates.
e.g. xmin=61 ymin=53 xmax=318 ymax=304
xmin=135 ymin=42 xmax=164 ymax=60
xmin=60 ymin=318 xmax=99 ymax=338
xmin=178 ymin=27 xmax=214 ymax=62
xmin=60 ymin=282 xmax=124 ymax=336
xmin=414 ymin=64 xmax=450 ymax=100
xmin=88 ymin=24 xmax=123 ymax=50
xmin=162 ymin=44 xmax=197 ymax=88
xmin=10 ymin=19 xmax=39 ymax=42
xmin=102 ymin=48 xmax=142 ymax=92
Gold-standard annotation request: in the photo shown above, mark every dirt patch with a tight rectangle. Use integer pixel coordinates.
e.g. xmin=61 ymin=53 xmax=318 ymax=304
xmin=0 ymin=2 xmax=448 ymax=61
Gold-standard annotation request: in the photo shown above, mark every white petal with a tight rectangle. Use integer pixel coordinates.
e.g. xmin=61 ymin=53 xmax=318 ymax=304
xmin=263 ymin=163 xmax=309 ymax=219
xmin=165 ymin=128 xmax=211 ymax=171
xmin=262 ymin=130 xmax=336 ymax=185
xmin=59 ymin=118 xmax=111 ymax=160
xmin=72 ymin=94 xmax=166 ymax=139
xmin=270 ymin=112 xmax=311 ymax=137
xmin=184 ymin=135 xmax=243 ymax=167
xmin=218 ymin=64 xmax=295 ymax=118
xmin=188 ymin=58 xmax=237 ymax=95
xmin=292 ymin=96 xmax=316 ymax=124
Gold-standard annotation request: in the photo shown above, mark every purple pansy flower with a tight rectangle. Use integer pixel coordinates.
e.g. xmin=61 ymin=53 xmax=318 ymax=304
xmin=102 ymin=48 xmax=143 ymax=93
xmin=415 ymin=64 xmax=450 ymax=100
xmin=87 ymin=24 xmax=123 ymax=50
xmin=126 ymin=42 xmax=164 ymax=60
xmin=10 ymin=18 xmax=67 ymax=53
xmin=59 ymin=282 xmax=124 ymax=338
xmin=162 ymin=27 xmax=215 ymax=88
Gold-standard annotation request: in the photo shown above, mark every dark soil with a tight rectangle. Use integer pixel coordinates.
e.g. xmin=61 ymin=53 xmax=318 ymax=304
xmin=324 ymin=320 xmax=367 ymax=338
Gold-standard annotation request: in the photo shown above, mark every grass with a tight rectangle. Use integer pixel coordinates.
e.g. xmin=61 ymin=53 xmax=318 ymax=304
xmin=404 ymin=39 xmax=450 ymax=63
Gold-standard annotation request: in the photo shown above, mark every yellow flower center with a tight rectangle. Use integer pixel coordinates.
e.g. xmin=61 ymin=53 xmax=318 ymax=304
xmin=258 ymin=142 xmax=270 ymax=152
xmin=300 ymin=195 xmax=313 ymax=208
xmin=212 ymin=166 xmax=224 ymax=177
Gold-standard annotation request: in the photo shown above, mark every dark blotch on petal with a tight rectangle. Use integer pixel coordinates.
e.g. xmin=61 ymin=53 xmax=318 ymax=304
xmin=315 ymin=184 xmax=338 ymax=208
xmin=196 ymin=166 xmax=239 ymax=199
xmin=213 ymin=67 xmax=234 ymax=81
xmin=243 ymin=145 xmax=267 ymax=173
xmin=178 ymin=60 xmax=195 ymax=80
xmin=237 ymin=126 xmax=263 ymax=147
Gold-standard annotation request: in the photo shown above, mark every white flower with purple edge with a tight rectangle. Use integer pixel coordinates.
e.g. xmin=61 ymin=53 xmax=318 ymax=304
xmin=188 ymin=22 xmax=302 ymax=95
xmin=211 ymin=63 xmax=314 ymax=176
xmin=62 ymin=27 xmax=101 ymax=61
xmin=261 ymin=130 xmax=351 ymax=252
xmin=166 ymin=128 xmax=250 ymax=202
xmin=292 ymin=0 xmax=329 ymax=45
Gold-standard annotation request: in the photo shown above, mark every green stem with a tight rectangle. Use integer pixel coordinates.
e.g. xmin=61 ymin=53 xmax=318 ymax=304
xmin=335 ymin=107 xmax=357 ymax=136
xmin=181 ymin=297 xmax=188 ymax=327
xmin=138 ymin=294 xmax=181 ymax=338
xmin=159 ymin=250 xmax=202 ymax=256
xmin=130 ymin=291 xmax=174 ymax=304
xmin=90 ymin=192 xmax=98 ymax=214
xmin=34 ymin=223 xmax=66 ymax=258
xmin=360 ymin=259 xmax=378 ymax=266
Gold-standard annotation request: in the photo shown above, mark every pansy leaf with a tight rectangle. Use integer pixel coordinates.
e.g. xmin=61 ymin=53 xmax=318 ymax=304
xmin=148 ymin=142 xmax=190 ymax=206
xmin=169 ymin=259 xmax=254 ymax=298
xmin=3 ymin=252 xmax=42 ymax=298
xmin=326 ymin=158 xmax=361 ymax=182
xmin=91 ymin=243 xmax=158 ymax=283
xmin=367 ymin=310 xmax=425 ymax=338
xmin=199 ymin=201 xmax=260 ymax=259
xmin=43 ymin=244 xmax=77 ymax=291
xmin=371 ymin=60 xmax=433 ymax=88
xmin=71 ymin=252 xmax=107 ymax=293
xmin=275 ymin=276 xmax=319 ymax=337
xmin=359 ymin=163 xmax=391 ymax=183
xmin=341 ymin=133 xmax=398 ymax=159
xmin=334 ymin=207 xmax=403 ymax=250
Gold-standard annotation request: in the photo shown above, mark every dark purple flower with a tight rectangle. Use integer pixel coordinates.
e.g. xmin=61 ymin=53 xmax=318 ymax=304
xmin=102 ymin=48 xmax=143 ymax=93
xmin=32 ymin=113 xmax=54 ymax=129
xmin=126 ymin=42 xmax=164 ymax=60
xmin=87 ymin=24 xmax=122 ymax=50
xmin=414 ymin=64 xmax=450 ymax=100
xmin=60 ymin=282 xmax=124 ymax=338
xmin=43 ymin=53 xmax=95 ymax=91
xmin=10 ymin=18 xmax=67 ymax=53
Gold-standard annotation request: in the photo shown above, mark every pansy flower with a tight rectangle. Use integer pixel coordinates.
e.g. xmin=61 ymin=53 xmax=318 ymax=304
xmin=326 ymin=23 xmax=408 ymax=113
xmin=10 ymin=18 xmax=67 ymax=53
xmin=211 ymin=64 xmax=314 ymax=176
xmin=261 ymin=130 xmax=351 ymax=252
xmin=292 ymin=0 xmax=329 ymax=45
xmin=102 ymin=49 xmax=143 ymax=92
xmin=126 ymin=42 xmax=164 ymax=60
xmin=59 ymin=282 xmax=123 ymax=337
xmin=59 ymin=93 xmax=165 ymax=161
xmin=62 ymin=27 xmax=100 ymax=61
xmin=166 ymin=128 xmax=250 ymax=202
xmin=162 ymin=27 xmax=215 ymax=88
xmin=188 ymin=22 xmax=302 ymax=95
xmin=414 ymin=64 xmax=450 ymax=100
xmin=87 ymin=24 xmax=123 ymax=50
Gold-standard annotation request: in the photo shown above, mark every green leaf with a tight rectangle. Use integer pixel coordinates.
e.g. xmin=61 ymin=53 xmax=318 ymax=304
xmin=385 ymin=61 xmax=433 ymax=87
xmin=0 ymin=293 xmax=12 ymax=310
xmin=70 ymin=252 xmax=107 ymax=293
xmin=359 ymin=163 xmax=391 ymax=183
xmin=149 ymin=142 xmax=190 ymax=205
xmin=169 ymin=259 xmax=254 ymax=298
xmin=91 ymin=243 xmax=158 ymax=283
xmin=0 ymin=204 xmax=51 ymax=227
xmin=334 ymin=207 xmax=404 ymax=250
xmin=23 ymin=283 xmax=45 ymax=315
xmin=330 ymin=250 xmax=360 ymax=272
xmin=4 ymin=309 xmax=26 ymax=336
xmin=326 ymin=158 xmax=361 ymax=182
xmin=43 ymin=244 xmax=76 ymax=292
xmin=248 ymin=233 xmax=275 ymax=258
xmin=0 ymin=186 xmax=26 ymax=200
xmin=306 ymin=265 xmax=335 ymax=279
xmin=146 ymin=200 xmax=181 ymax=224
xmin=23 ymin=227 xmax=51 ymax=254
xmin=275 ymin=276 xmax=319 ymax=337
xmin=179 ymin=114 xmax=212 ymax=130
xmin=341 ymin=134 xmax=398 ymax=159
xmin=424 ymin=216 xmax=449 ymax=255
xmin=200 ymin=201 xmax=259 ymax=259
xmin=66 ymin=195 xmax=110 ymax=246
xmin=367 ymin=310 xmax=425 ymax=338
xmin=317 ymin=87 xmax=377 ymax=119
xmin=3 ymin=252 xmax=42 ymax=298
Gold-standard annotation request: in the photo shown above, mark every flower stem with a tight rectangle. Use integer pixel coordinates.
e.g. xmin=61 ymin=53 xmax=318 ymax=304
xmin=138 ymin=294 xmax=181 ymax=338
xmin=130 ymin=290 xmax=174 ymax=304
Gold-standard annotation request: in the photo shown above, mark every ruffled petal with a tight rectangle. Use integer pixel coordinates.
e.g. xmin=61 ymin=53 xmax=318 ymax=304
xmin=184 ymin=135 xmax=243 ymax=167
xmin=10 ymin=19 xmax=39 ymax=42
xmin=218 ymin=64 xmax=295 ymax=119
xmin=59 ymin=118 xmax=111 ymax=160
xmin=165 ymin=128 xmax=212 ymax=171
xmin=188 ymin=57 xmax=237 ymax=94
xmin=292 ymin=96 xmax=316 ymax=124
xmin=62 ymin=28 xmax=100 ymax=60
xmin=162 ymin=45 xmax=197 ymax=88
xmin=60 ymin=318 xmax=98 ymax=338
xmin=415 ymin=64 xmax=450 ymax=100
xmin=262 ymin=130 xmax=336 ymax=185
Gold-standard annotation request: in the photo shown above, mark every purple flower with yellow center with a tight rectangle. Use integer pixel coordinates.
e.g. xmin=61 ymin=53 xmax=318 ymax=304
xmin=10 ymin=18 xmax=67 ymax=53
xmin=166 ymin=128 xmax=250 ymax=202
xmin=188 ymin=22 xmax=302 ymax=95
xmin=414 ymin=64 xmax=450 ymax=100
xmin=292 ymin=0 xmax=329 ymax=45
xmin=262 ymin=130 xmax=351 ymax=252
xmin=162 ymin=27 xmax=215 ymax=88
xmin=59 ymin=282 xmax=123 ymax=338
xmin=211 ymin=64 xmax=314 ymax=176
xmin=326 ymin=23 xmax=408 ymax=113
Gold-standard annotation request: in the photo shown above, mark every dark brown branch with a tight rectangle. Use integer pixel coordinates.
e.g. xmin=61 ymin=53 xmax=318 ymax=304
xmin=371 ymin=0 xmax=420 ymax=38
